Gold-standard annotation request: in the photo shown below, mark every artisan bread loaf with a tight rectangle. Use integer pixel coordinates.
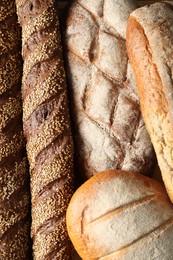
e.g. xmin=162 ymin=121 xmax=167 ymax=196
xmin=16 ymin=0 xmax=74 ymax=259
xmin=0 ymin=1 xmax=30 ymax=259
xmin=67 ymin=170 xmax=173 ymax=260
xmin=64 ymin=0 xmax=156 ymax=180
xmin=126 ymin=2 xmax=173 ymax=201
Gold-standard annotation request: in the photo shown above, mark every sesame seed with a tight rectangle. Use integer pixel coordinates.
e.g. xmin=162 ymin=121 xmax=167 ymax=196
xmin=16 ymin=0 xmax=74 ymax=258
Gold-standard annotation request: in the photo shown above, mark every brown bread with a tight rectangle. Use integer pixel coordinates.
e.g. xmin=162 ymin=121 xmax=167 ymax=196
xmin=64 ymin=0 xmax=156 ymax=180
xmin=0 ymin=0 xmax=30 ymax=259
xmin=67 ymin=170 xmax=173 ymax=260
xmin=126 ymin=2 xmax=173 ymax=202
xmin=16 ymin=0 xmax=74 ymax=259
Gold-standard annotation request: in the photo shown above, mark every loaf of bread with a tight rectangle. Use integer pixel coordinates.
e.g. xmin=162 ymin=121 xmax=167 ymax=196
xmin=67 ymin=170 xmax=173 ymax=260
xmin=0 ymin=1 xmax=30 ymax=259
xmin=126 ymin=2 xmax=173 ymax=202
xmin=16 ymin=0 xmax=74 ymax=259
xmin=64 ymin=0 xmax=156 ymax=180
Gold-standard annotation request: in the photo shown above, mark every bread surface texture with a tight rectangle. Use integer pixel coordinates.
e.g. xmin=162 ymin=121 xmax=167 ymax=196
xmin=0 ymin=0 xmax=30 ymax=259
xmin=126 ymin=2 xmax=173 ymax=201
xmin=67 ymin=170 xmax=173 ymax=260
xmin=16 ymin=0 xmax=74 ymax=259
xmin=64 ymin=0 xmax=156 ymax=180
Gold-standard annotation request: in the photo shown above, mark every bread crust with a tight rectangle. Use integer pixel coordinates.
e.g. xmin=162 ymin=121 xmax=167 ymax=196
xmin=67 ymin=170 xmax=173 ymax=260
xmin=126 ymin=2 xmax=173 ymax=201
xmin=16 ymin=0 xmax=74 ymax=259
xmin=64 ymin=0 xmax=156 ymax=180
xmin=0 ymin=1 xmax=30 ymax=259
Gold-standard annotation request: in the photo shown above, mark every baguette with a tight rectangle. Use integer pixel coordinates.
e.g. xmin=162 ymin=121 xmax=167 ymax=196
xmin=0 ymin=1 xmax=30 ymax=259
xmin=126 ymin=2 xmax=173 ymax=201
xmin=16 ymin=0 xmax=74 ymax=259
xmin=64 ymin=0 xmax=156 ymax=180
xmin=67 ymin=170 xmax=173 ymax=260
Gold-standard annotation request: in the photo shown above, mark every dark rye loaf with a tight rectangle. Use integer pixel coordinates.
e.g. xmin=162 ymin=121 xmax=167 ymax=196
xmin=16 ymin=0 xmax=74 ymax=259
xmin=64 ymin=0 xmax=156 ymax=180
xmin=0 ymin=0 xmax=30 ymax=259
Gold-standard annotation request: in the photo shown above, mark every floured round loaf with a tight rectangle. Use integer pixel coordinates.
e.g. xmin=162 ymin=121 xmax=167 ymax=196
xmin=126 ymin=2 xmax=173 ymax=202
xmin=67 ymin=170 xmax=173 ymax=260
xmin=64 ymin=0 xmax=156 ymax=180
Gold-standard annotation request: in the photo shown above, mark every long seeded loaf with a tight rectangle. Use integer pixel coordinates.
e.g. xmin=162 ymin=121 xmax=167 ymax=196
xmin=0 ymin=0 xmax=30 ymax=259
xmin=16 ymin=0 xmax=74 ymax=259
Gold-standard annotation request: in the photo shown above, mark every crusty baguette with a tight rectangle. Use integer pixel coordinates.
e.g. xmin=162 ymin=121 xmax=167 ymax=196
xmin=126 ymin=2 xmax=173 ymax=202
xmin=0 ymin=1 xmax=30 ymax=259
xmin=64 ymin=0 xmax=156 ymax=180
xmin=16 ymin=0 xmax=74 ymax=259
xmin=67 ymin=170 xmax=173 ymax=260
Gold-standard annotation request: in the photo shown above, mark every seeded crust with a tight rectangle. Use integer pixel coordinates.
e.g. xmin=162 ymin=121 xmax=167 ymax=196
xmin=67 ymin=170 xmax=173 ymax=260
xmin=0 ymin=0 xmax=30 ymax=259
xmin=15 ymin=0 xmax=74 ymax=259
xmin=126 ymin=2 xmax=173 ymax=201
xmin=64 ymin=0 xmax=156 ymax=180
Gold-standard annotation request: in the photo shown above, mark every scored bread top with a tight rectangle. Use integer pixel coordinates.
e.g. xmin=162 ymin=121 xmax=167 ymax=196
xmin=65 ymin=0 xmax=156 ymax=180
xmin=126 ymin=2 xmax=173 ymax=201
xmin=67 ymin=170 xmax=173 ymax=260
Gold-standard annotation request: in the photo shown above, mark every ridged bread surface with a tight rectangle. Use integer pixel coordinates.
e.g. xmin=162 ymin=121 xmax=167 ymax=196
xmin=16 ymin=0 xmax=74 ymax=259
xmin=64 ymin=0 xmax=156 ymax=180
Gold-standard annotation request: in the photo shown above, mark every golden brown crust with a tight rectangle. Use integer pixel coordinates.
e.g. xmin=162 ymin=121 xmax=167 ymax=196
xmin=0 ymin=1 xmax=30 ymax=259
xmin=16 ymin=0 xmax=74 ymax=259
xmin=67 ymin=170 xmax=173 ymax=260
xmin=126 ymin=3 xmax=173 ymax=202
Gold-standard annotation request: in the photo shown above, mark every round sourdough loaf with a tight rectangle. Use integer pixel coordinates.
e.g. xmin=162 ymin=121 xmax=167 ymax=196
xmin=126 ymin=2 xmax=173 ymax=202
xmin=67 ymin=170 xmax=173 ymax=260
